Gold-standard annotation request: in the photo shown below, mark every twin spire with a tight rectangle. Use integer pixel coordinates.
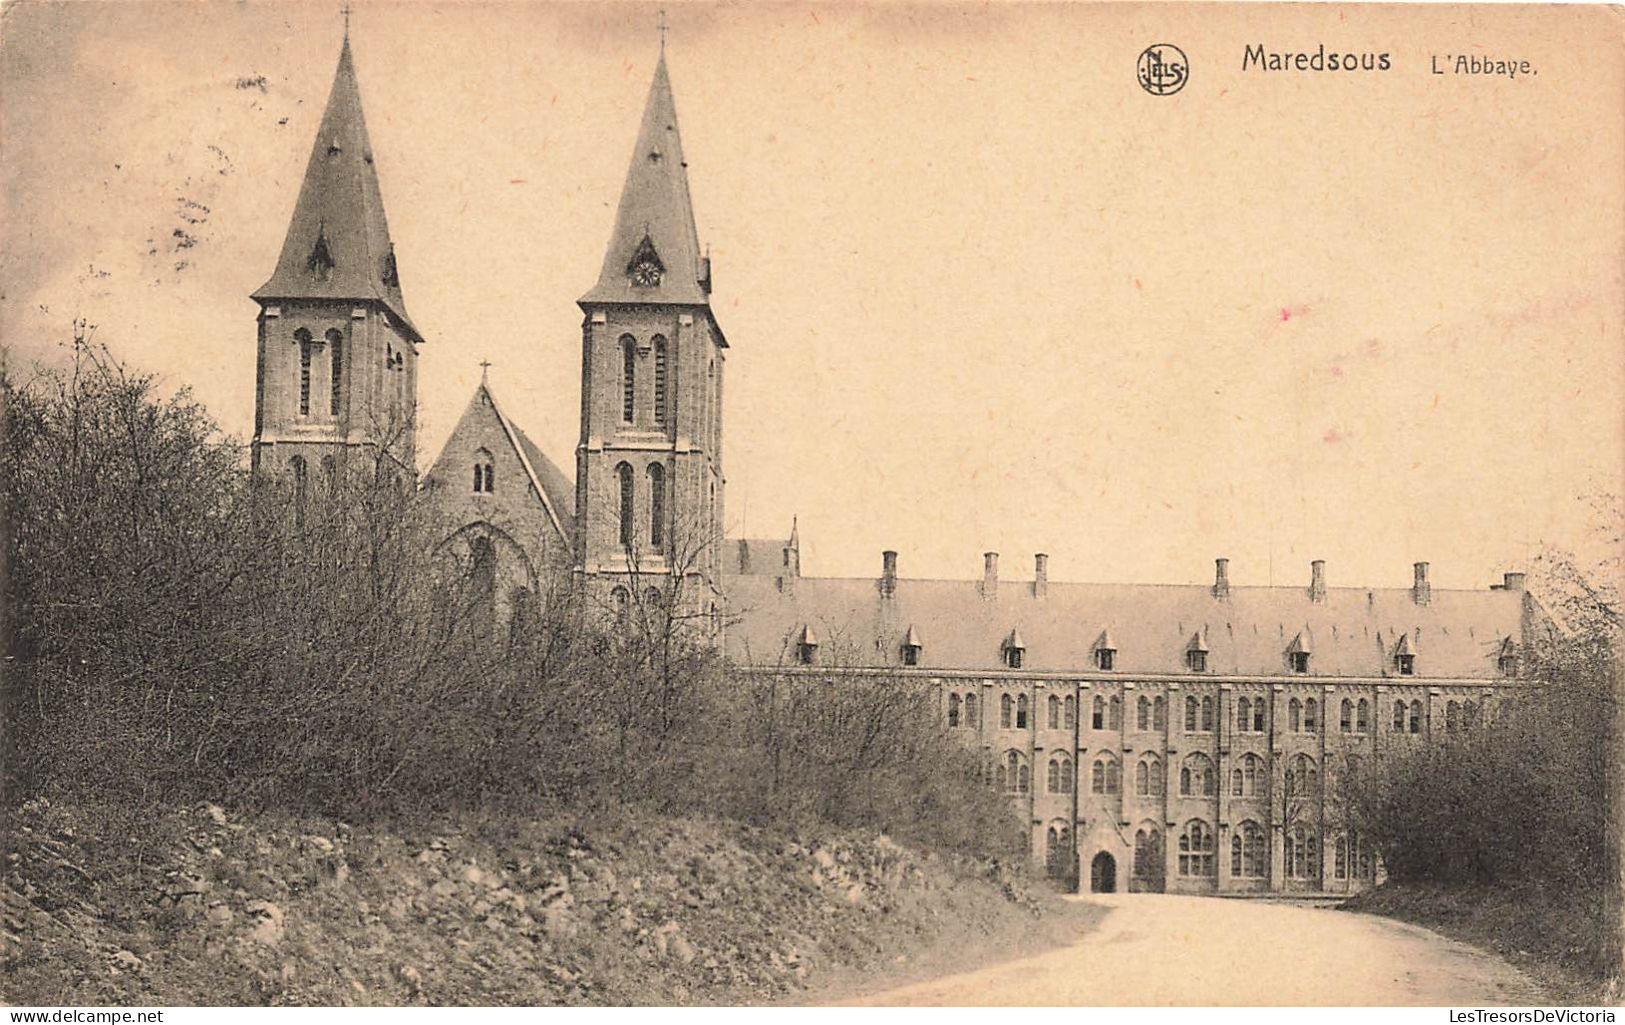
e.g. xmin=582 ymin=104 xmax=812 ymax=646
xmin=253 ymin=34 xmax=421 ymax=342
xmin=258 ymin=21 xmax=708 ymax=339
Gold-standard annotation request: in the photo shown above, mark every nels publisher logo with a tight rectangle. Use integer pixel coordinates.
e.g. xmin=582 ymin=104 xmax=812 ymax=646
xmin=1138 ymin=43 xmax=1188 ymax=95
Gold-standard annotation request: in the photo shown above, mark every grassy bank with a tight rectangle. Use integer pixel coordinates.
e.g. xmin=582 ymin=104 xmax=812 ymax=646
xmin=2 ymin=798 xmax=1095 ymax=1006
xmin=1342 ymin=881 xmax=1618 ymax=1004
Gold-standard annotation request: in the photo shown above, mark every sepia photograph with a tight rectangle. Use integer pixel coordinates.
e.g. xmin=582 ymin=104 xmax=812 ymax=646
xmin=1 ymin=0 xmax=1620 ymax=1010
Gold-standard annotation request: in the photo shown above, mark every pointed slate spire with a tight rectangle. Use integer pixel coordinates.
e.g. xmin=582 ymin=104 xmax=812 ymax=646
xmin=254 ymin=34 xmax=421 ymax=341
xmin=581 ymin=53 xmax=709 ymax=306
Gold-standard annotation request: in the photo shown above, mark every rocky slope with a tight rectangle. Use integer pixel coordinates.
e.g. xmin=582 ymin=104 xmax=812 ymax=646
xmin=2 ymin=798 xmax=1085 ymax=1005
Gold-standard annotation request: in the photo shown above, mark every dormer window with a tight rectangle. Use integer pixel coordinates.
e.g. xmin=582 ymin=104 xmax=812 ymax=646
xmin=1003 ymin=629 xmax=1026 ymax=670
xmin=795 ymin=624 xmax=818 ymax=665
xmin=1186 ymin=630 xmax=1210 ymax=673
xmin=901 ymin=625 xmax=922 ymax=667
xmin=1497 ymin=637 xmax=1519 ymax=677
xmin=1286 ymin=630 xmax=1313 ymax=674
xmin=1092 ymin=629 xmax=1116 ymax=671
xmin=1394 ymin=633 xmax=1416 ymax=676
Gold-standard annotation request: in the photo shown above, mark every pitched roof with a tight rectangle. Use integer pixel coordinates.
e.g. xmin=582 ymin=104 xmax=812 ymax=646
xmin=722 ymin=575 xmax=1532 ymax=680
xmin=253 ymin=36 xmax=421 ymax=342
xmin=580 ymin=54 xmax=710 ymax=307
xmin=427 ymin=382 xmax=576 ymax=545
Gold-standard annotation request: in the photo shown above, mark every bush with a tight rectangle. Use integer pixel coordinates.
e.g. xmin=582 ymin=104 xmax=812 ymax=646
xmin=2 ymin=336 xmax=1019 ymax=859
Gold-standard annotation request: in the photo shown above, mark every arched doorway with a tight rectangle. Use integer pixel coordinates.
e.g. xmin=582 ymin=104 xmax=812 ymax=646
xmin=1089 ymin=851 xmax=1117 ymax=893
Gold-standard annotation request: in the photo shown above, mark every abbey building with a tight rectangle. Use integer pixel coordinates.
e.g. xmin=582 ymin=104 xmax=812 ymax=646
xmin=250 ymin=30 xmax=1546 ymax=896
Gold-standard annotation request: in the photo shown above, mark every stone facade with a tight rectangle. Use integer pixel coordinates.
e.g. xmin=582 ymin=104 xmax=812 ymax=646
xmin=250 ymin=32 xmax=1542 ymax=897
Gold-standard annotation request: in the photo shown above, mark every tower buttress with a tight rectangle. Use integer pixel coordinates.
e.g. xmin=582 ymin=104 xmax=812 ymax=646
xmin=251 ymin=33 xmax=422 ymax=481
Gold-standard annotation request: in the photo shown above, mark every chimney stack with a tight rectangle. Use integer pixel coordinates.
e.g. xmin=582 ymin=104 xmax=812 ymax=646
xmin=1503 ymin=571 xmax=1525 ymax=592
xmin=1034 ymin=553 xmax=1049 ymax=599
xmin=982 ymin=552 xmax=999 ymax=599
xmin=1412 ymin=561 xmax=1431 ymax=605
xmin=1309 ymin=559 xmax=1327 ymax=603
xmin=1213 ymin=557 xmax=1231 ymax=599
xmin=881 ymin=550 xmax=898 ymax=598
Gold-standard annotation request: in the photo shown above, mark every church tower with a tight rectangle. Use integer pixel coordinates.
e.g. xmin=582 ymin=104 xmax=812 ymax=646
xmin=250 ymin=31 xmax=422 ymax=482
xmin=576 ymin=49 xmax=727 ymax=612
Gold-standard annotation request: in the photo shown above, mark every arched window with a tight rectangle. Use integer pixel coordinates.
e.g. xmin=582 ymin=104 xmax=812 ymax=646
xmin=1200 ymin=695 xmax=1214 ymax=732
xmin=1016 ymin=694 xmax=1029 ymax=729
xmin=1047 ymin=694 xmax=1060 ymax=730
xmin=1108 ymin=694 xmax=1122 ymax=730
xmin=295 ymin=328 xmax=314 ymax=416
xmin=1000 ymin=693 xmax=1013 ymax=729
xmin=620 ymin=335 xmax=636 ymax=423
xmin=1180 ymin=753 xmax=1214 ymax=797
xmin=1305 ymin=698 xmax=1319 ymax=733
xmin=473 ymin=448 xmax=494 ymax=493
xmin=1231 ymin=767 xmax=1243 ymax=796
xmin=611 ymin=585 xmax=630 ymax=619
xmin=1393 ymin=700 xmax=1406 ymax=732
xmin=1340 ymin=699 xmax=1353 ymax=733
xmin=948 ymin=693 xmax=961 ymax=728
xmin=1136 ymin=755 xmax=1164 ymax=797
xmin=1091 ymin=755 xmax=1119 ymax=794
xmin=1048 ymin=753 xmax=1072 ymax=794
xmin=1232 ymin=821 xmax=1266 ymax=877
xmin=1154 ymin=695 xmax=1167 ymax=730
xmin=1002 ymin=752 xmax=1029 ymax=793
xmin=1289 ymin=698 xmax=1303 ymax=732
xmin=1063 ymin=695 xmax=1076 ymax=729
xmin=647 ymin=463 xmax=665 ymax=549
xmin=1409 ymin=699 xmax=1423 ymax=734
xmin=326 ymin=328 xmax=344 ymax=416
xmin=1463 ymin=700 xmax=1480 ymax=731
xmin=1285 ymin=754 xmax=1318 ymax=798
xmin=1178 ymin=821 xmax=1215 ymax=877
xmin=1252 ymin=701 xmax=1265 ymax=732
xmin=1334 ymin=835 xmax=1348 ymax=879
xmin=1092 ymin=695 xmax=1105 ymax=730
xmin=1446 ymin=700 xmax=1460 ymax=733
xmin=1134 ymin=828 xmax=1163 ymax=880
xmin=1237 ymin=697 xmax=1251 ymax=732
xmin=1138 ymin=696 xmax=1151 ymax=730
xmin=644 ymin=587 xmax=661 ymax=611
xmin=964 ymin=692 xmax=978 ymax=726
xmin=1240 ymin=752 xmax=1262 ymax=797
xmin=1285 ymin=826 xmax=1319 ymax=880
xmin=1356 ymin=699 xmax=1370 ymax=732
xmin=652 ymin=336 xmax=669 ymax=428
xmin=1184 ymin=696 xmax=1198 ymax=732
xmin=616 ymin=462 xmax=634 ymax=547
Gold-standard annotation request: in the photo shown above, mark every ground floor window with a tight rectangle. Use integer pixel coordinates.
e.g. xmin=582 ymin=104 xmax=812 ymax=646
xmin=1231 ymin=821 xmax=1266 ymax=877
xmin=1285 ymin=827 xmax=1319 ymax=879
xmin=1178 ymin=821 xmax=1215 ymax=877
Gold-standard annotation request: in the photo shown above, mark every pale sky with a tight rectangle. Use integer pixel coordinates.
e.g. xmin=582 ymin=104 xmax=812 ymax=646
xmin=3 ymin=1 xmax=1621 ymax=590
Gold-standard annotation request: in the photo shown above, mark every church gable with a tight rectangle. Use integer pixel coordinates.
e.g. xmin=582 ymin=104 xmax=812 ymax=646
xmin=422 ymin=382 xmax=575 ymax=581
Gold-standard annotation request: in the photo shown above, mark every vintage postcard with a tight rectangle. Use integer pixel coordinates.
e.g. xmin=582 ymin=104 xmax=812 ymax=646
xmin=1 ymin=0 xmax=1620 ymax=1010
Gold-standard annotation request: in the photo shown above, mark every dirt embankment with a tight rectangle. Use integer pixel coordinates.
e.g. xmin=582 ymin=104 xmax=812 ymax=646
xmin=1342 ymin=882 xmax=1619 ymax=1005
xmin=3 ymin=799 xmax=1093 ymax=1006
